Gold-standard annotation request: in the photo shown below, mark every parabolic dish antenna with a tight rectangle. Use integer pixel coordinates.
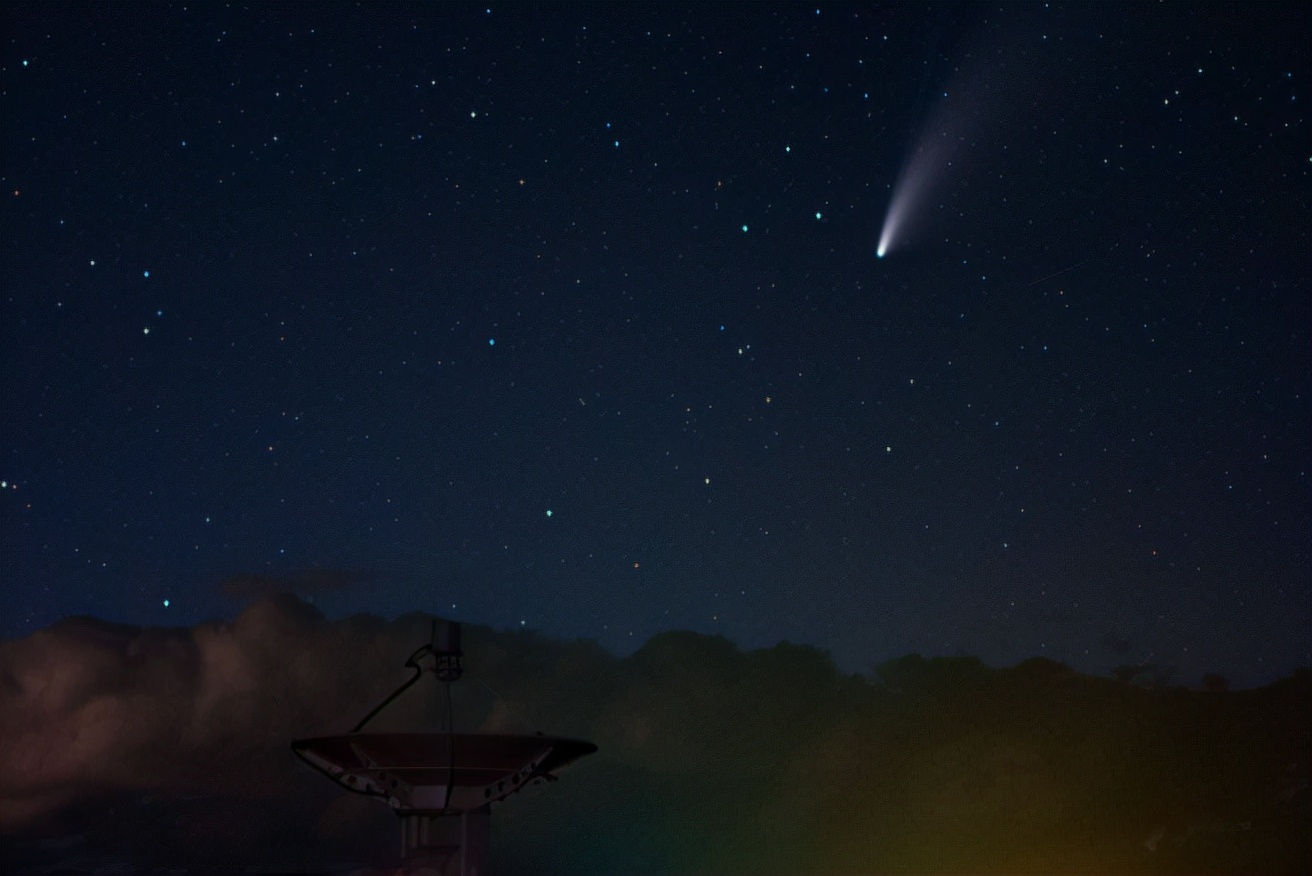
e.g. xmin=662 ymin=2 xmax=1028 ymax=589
xmin=292 ymin=619 xmax=596 ymax=875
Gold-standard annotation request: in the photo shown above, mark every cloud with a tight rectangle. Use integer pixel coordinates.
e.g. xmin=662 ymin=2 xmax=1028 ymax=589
xmin=0 ymin=594 xmax=402 ymax=829
xmin=2 ymin=596 xmax=1308 ymax=874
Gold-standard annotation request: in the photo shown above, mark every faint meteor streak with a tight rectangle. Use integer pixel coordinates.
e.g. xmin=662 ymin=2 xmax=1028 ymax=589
xmin=1026 ymin=259 xmax=1089 ymax=287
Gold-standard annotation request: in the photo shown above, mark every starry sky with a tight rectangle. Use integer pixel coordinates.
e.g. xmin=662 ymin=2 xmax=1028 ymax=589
xmin=1 ymin=3 xmax=1308 ymax=687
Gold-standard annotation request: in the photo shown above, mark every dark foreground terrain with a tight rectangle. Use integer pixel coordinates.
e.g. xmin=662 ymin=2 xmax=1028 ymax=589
xmin=3 ymin=597 xmax=1308 ymax=873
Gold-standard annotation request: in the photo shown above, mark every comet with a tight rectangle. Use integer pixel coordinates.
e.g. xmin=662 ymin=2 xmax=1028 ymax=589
xmin=877 ymin=118 xmax=954 ymax=260
xmin=877 ymin=41 xmax=1005 ymax=260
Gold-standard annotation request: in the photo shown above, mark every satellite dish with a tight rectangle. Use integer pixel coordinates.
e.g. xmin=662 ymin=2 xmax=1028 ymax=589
xmin=292 ymin=620 xmax=596 ymax=875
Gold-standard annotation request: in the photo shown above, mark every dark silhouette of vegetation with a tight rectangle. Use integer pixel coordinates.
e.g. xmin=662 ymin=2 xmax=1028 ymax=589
xmin=1111 ymin=662 xmax=1178 ymax=688
xmin=4 ymin=599 xmax=1309 ymax=874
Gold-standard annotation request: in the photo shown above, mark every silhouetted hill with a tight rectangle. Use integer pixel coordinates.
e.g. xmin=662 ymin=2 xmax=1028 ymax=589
xmin=2 ymin=597 xmax=1308 ymax=873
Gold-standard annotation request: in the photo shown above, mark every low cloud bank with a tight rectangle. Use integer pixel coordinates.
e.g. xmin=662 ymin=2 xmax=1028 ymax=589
xmin=1 ymin=594 xmax=399 ymax=827
xmin=2 ymin=595 xmax=1309 ymax=874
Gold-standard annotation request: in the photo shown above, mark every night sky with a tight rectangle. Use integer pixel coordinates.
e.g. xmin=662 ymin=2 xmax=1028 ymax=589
xmin=2 ymin=3 xmax=1308 ymax=687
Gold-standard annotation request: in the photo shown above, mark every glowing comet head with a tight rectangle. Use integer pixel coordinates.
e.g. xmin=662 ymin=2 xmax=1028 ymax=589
xmin=876 ymin=183 xmax=912 ymax=258
xmin=876 ymin=147 xmax=928 ymax=260
xmin=878 ymin=83 xmax=968 ymax=259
